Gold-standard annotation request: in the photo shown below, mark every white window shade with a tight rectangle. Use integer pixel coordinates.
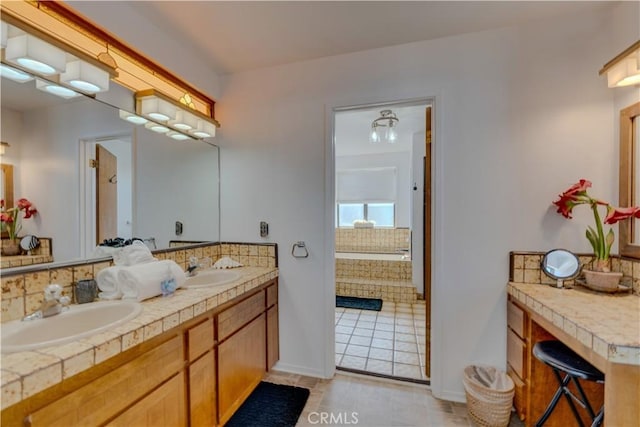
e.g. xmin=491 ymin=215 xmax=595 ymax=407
xmin=337 ymin=167 xmax=397 ymax=203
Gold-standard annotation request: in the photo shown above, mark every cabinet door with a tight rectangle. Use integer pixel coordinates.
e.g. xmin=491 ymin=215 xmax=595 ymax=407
xmin=106 ymin=372 xmax=186 ymax=427
xmin=218 ymin=314 xmax=267 ymax=425
xmin=189 ymin=352 xmax=216 ymax=427
xmin=267 ymin=304 xmax=279 ymax=370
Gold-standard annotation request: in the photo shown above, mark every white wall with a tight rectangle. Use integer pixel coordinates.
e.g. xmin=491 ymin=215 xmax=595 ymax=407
xmin=336 ymin=152 xmax=411 ymax=227
xmin=215 ymin=5 xmax=638 ymax=399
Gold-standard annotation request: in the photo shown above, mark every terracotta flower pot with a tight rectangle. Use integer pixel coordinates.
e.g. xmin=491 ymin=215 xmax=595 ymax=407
xmin=583 ymin=269 xmax=623 ymax=292
xmin=1 ymin=239 xmax=21 ymax=256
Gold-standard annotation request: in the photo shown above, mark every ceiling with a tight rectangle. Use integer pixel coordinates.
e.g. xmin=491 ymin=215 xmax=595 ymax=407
xmin=116 ymin=1 xmax=610 ymax=76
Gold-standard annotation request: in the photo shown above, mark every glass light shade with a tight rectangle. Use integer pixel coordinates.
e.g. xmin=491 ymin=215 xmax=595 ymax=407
xmin=36 ymin=79 xmax=80 ymax=99
xmin=0 ymin=63 xmax=34 ymax=83
xmin=5 ymin=34 xmax=66 ymax=76
xmin=369 ymin=126 xmax=380 ymax=143
xmin=145 ymin=122 xmax=170 ymax=134
xmin=139 ymin=96 xmax=177 ymax=122
xmin=606 ymin=52 xmax=640 ymax=87
xmin=170 ymin=110 xmax=198 ymax=131
xmin=119 ymin=110 xmax=148 ymax=125
xmin=60 ymin=60 xmax=110 ymax=93
xmin=191 ymin=120 xmax=217 ymax=138
xmin=386 ymin=125 xmax=398 ymax=143
xmin=167 ymin=131 xmax=192 ymax=141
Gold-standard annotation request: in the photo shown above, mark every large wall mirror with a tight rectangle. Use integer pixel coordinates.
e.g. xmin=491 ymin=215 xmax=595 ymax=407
xmin=618 ymin=101 xmax=640 ymax=258
xmin=0 ymin=70 xmax=220 ymax=269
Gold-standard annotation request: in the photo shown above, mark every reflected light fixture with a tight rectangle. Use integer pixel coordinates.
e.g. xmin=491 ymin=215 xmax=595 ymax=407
xmin=600 ymin=40 xmax=640 ymax=88
xmin=60 ymin=58 xmax=110 ymax=94
xmin=1 ymin=21 xmax=7 ymax=49
xmin=0 ymin=63 xmax=34 ymax=83
xmin=5 ymin=33 xmax=66 ymax=76
xmin=167 ymin=131 xmax=193 ymax=141
xmin=144 ymin=122 xmax=170 ymax=134
xmin=0 ymin=142 xmax=9 ymax=156
xmin=135 ymin=89 xmax=219 ymax=140
xmin=35 ymin=78 xmax=81 ymax=99
xmin=369 ymin=110 xmax=399 ymax=144
xmin=119 ymin=110 xmax=148 ymax=125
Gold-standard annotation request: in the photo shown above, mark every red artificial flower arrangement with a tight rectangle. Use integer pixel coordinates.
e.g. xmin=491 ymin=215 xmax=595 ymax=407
xmin=553 ymin=179 xmax=640 ymax=272
xmin=0 ymin=198 xmax=38 ymax=241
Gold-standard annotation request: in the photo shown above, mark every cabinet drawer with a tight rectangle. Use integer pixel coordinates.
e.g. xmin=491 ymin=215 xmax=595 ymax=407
xmin=267 ymin=283 xmax=278 ymax=308
xmin=507 ymin=328 xmax=526 ymax=379
xmin=218 ymin=291 xmax=266 ymax=341
xmin=507 ymin=299 xmax=525 ymax=339
xmin=188 ymin=319 xmax=214 ymax=361
xmin=507 ymin=365 xmax=527 ymax=421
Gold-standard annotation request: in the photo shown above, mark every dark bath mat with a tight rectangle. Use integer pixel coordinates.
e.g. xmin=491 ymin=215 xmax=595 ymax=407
xmin=336 ymin=295 xmax=383 ymax=311
xmin=225 ymin=381 xmax=310 ymax=427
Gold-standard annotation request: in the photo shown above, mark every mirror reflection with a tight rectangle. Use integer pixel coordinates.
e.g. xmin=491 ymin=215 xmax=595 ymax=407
xmin=1 ymin=72 xmax=220 ymax=268
xmin=619 ymin=101 xmax=640 ymax=258
xmin=541 ymin=249 xmax=580 ymax=280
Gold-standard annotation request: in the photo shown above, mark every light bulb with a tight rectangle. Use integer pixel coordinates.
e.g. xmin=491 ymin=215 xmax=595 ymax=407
xmin=387 ymin=126 xmax=398 ymax=143
xmin=369 ymin=127 xmax=380 ymax=143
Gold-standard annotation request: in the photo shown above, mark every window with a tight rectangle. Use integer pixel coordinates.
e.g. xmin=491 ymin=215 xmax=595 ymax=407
xmin=337 ymin=202 xmax=395 ymax=227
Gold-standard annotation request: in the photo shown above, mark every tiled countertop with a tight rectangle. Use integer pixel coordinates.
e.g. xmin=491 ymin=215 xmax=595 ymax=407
xmin=508 ymin=282 xmax=640 ymax=366
xmin=0 ymin=266 xmax=278 ymax=410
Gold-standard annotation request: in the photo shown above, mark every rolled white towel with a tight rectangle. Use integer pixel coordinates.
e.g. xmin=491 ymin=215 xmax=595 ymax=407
xmin=118 ymin=260 xmax=186 ymax=301
xmin=113 ymin=241 xmax=156 ymax=266
xmin=96 ymin=266 xmax=123 ymax=300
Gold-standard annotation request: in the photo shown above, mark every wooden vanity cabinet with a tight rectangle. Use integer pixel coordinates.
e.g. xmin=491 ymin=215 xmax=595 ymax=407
xmin=2 ymin=278 xmax=279 ymax=427
xmin=506 ymin=296 xmax=528 ymax=421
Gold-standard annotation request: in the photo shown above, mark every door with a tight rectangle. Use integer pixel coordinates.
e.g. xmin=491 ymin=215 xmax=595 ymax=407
xmin=96 ymin=144 xmax=118 ymax=244
xmin=424 ymin=106 xmax=432 ymax=378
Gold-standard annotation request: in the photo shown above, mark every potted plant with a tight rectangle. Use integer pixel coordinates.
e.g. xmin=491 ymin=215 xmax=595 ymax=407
xmin=0 ymin=198 xmax=38 ymax=256
xmin=553 ymin=179 xmax=640 ymax=290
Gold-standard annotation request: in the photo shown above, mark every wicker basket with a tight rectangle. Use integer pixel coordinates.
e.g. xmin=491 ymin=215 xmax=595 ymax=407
xmin=463 ymin=366 xmax=515 ymax=427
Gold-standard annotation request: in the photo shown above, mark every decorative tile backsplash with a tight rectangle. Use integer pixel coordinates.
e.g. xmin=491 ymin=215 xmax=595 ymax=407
xmin=335 ymin=228 xmax=410 ymax=253
xmin=0 ymin=242 xmax=277 ymax=323
xmin=509 ymin=251 xmax=639 ymax=294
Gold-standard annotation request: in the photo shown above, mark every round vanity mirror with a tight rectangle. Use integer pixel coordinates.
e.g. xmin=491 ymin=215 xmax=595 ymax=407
xmin=541 ymin=249 xmax=580 ymax=288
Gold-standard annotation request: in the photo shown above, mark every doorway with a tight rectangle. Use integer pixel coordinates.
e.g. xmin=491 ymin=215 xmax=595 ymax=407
xmin=80 ymin=134 xmax=133 ymax=258
xmin=333 ymin=99 xmax=432 ymax=383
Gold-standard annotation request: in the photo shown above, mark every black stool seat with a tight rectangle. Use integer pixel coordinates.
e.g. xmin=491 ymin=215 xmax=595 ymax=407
xmin=533 ymin=340 xmax=604 ymax=427
xmin=533 ymin=341 xmax=604 ymax=382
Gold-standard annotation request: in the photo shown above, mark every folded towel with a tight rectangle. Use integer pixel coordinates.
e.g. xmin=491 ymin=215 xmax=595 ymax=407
xmin=118 ymin=260 xmax=186 ymax=301
xmin=113 ymin=241 xmax=156 ymax=266
xmin=213 ymin=256 xmax=243 ymax=269
xmin=90 ymin=245 xmax=122 ymax=259
xmin=96 ymin=266 xmax=123 ymax=300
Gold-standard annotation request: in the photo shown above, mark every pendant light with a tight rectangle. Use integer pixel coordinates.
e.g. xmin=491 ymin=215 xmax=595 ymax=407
xmin=370 ymin=110 xmax=399 ymax=144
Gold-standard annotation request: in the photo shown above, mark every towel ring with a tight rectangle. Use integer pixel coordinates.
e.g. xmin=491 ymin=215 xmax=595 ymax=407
xmin=291 ymin=241 xmax=309 ymax=258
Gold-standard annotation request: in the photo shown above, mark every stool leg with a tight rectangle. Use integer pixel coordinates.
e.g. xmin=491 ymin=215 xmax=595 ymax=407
xmin=535 ymin=370 xmax=585 ymax=427
xmin=590 ymin=407 xmax=604 ymax=427
xmin=570 ymin=376 xmax=597 ymax=420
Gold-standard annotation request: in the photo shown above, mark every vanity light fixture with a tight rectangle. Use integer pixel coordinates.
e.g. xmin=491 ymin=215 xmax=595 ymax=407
xmin=0 ymin=63 xmax=33 ymax=83
xmin=599 ymin=40 xmax=640 ymax=88
xmin=137 ymin=92 xmax=177 ymax=122
xmin=4 ymin=33 xmax=66 ymax=76
xmin=191 ymin=120 xmax=217 ymax=139
xmin=167 ymin=131 xmax=194 ymax=141
xmin=169 ymin=110 xmax=198 ymax=131
xmin=370 ymin=109 xmax=399 ymax=144
xmin=60 ymin=58 xmax=110 ymax=94
xmin=1 ymin=21 xmax=7 ymax=49
xmin=35 ymin=78 xmax=81 ymax=99
xmin=119 ymin=110 xmax=148 ymax=125
xmin=0 ymin=142 xmax=9 ymax=156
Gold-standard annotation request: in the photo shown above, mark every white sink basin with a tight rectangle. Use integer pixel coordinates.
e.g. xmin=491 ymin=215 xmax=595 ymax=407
xmin=184 ymin=269 xmax=242 ymax=288
xmin=1 ymin=300 xmax=142 ymax=353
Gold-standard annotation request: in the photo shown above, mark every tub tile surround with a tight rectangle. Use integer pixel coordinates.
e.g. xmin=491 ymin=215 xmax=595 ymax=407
xmin=336 ymin=228 xmax=410 ymax=253
xmin=509 ymin=251 xmax=639 ymax=295
xmin=0 ymin=242 xmax=277 ymax=323
xmin=0 ymin=265 xmax=278 ymax=409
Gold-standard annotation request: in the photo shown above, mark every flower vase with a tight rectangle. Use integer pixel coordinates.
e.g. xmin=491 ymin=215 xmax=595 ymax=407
xmin=1 ymin=239 xmax=21 ymax=256
xmin=583 ymin=269 xmax=623 ymax=292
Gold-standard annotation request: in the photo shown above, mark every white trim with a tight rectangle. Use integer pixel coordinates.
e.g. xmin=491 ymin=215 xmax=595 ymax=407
xmin=325 ymin=95 xmax=435 ymax=384
xmin=272 ymin=362 xmax=332 ymax=379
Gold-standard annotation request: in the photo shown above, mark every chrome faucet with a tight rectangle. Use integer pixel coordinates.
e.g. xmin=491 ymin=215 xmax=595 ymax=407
xmin=186 ymin=256 xmax=212 ymax=276
xmin=22 ymin=284 xmax=71 ymax=321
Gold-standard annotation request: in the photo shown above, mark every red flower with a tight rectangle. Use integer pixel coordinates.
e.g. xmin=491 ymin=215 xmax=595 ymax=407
xmin=604 ymin=206 xmax=640 ymax=224
xmin=0 ymin=212 xmax=14 ymax=223
xmin=0 ymin=199 xmax=4 ymax=209
xmin=23 ymin=207 xmax=38 ymax=219
xmin=16 ymin=198 xmax=32 ymax=210
xmin=561 ymin=179 xmax=592 ymax=197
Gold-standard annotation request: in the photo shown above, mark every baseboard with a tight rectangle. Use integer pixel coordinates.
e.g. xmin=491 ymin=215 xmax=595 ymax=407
xmin=272 ymin=361 xmax=330 ymax=379
xmin=433 ymin=389 xmax=466 ymax=403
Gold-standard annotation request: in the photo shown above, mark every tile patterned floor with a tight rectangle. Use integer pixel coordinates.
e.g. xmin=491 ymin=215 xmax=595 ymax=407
xmin=264 ymin=370 xmax=525 ymax=427
xmin=335 ymin=301 xmax=428 ymax=381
